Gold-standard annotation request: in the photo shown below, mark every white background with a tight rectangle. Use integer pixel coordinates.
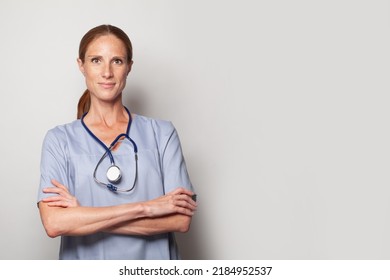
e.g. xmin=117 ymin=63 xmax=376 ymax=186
xmin=0 ymin=0 xmax=389 ymax=259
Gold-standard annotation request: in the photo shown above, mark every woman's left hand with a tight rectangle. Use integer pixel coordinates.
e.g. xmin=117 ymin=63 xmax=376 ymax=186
xmin=42 ymin=179 xmax=80 ymax=208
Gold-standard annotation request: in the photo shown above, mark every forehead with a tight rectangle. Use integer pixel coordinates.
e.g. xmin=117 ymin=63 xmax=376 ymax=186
xmin=86 ymin=34 xmax=127 ymax=56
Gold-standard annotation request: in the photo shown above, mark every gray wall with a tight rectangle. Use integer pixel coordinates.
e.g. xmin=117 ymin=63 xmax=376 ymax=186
xmin=1 ymin=0 xmax=390 ymax=259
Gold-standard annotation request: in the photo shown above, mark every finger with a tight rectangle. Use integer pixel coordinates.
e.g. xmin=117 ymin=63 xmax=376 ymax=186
xmin=174 ymin=205 xmax=196 ymax=216
xmin=42 ymin=187 xmax=59 ymax=194
xmin=45 ymin=179 xmax=72 ymax=197
xmin=174 ymin=199 xmax=197 ymax=211
xmin=42 ymin=196 xmax=66 ymax=202
xmin=157 ymin=194 xmax=197 ymax=211
xmin=51 ymin=179 xmax=68 ymax=191
xmin=42 ymin=188 xmax=65 ymax=197
xmin=164 ymin=195 xmax=197 ymax=211
xmin=169 ymin=187 xmax=194 ymax=196
xmin=51 ymin=179 xmax=62 ymax=187
xmin=44 ymin=197 xmax=79 ymax=208
xmin=50 ymin=180 xmax=72 ymax=197
xmin=46 ymin=201 xmax=71 ymax=208
xmin=175 ymin=194 xmax=197 ymax=207
xmin=43 ymin=187 xmax=69 ymax=198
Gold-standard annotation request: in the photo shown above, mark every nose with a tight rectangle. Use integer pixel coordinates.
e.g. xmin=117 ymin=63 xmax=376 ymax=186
xmin=102 ymin=63 xmax=113 ymax=79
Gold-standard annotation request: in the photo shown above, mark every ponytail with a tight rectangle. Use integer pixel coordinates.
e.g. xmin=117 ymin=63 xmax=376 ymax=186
xmin=77 ymin=89 xmax=91 ymax=119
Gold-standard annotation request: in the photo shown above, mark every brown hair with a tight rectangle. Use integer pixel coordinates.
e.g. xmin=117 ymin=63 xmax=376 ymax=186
xmin=77 ymin=24 xmax=133 ymax=119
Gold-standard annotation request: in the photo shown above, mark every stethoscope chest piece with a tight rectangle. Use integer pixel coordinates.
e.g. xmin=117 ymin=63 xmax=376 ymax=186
xmin=107 ymin=165 xmax=122 ymax=183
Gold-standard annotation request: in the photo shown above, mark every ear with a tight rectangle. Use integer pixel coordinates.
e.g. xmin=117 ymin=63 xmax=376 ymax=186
xmin=127 ymin=60 xmax=133 ymax=76
xmin=77 ymin=58 xmax=85 ymax=76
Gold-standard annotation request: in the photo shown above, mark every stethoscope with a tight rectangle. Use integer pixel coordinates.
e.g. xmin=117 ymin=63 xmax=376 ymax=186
xmin=81 ymin=107 xmax=138 ymax=193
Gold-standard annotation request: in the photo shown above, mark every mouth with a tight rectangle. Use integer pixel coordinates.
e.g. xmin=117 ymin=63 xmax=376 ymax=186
xmin=99 ymin=82 xmax=116 ymax=89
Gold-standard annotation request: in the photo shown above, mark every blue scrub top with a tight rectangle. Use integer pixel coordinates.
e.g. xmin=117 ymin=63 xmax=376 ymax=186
xmin=37 ymin=114 xmax=194 ymax=259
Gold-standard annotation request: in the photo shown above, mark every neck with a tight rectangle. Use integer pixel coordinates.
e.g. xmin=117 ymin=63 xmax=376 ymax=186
xmin=84 ymin=99 xmax=128 ymax=128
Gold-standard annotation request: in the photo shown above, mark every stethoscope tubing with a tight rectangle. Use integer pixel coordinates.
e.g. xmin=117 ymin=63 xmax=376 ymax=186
xmin=81 ymin=107 xmax=138 ymax=193
xmin=92 ymin=142 xmax=138 ymax=192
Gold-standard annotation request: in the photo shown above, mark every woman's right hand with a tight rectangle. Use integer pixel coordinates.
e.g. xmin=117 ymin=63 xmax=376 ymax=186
xmin=143 ymin=187 xmax=197 ymax=218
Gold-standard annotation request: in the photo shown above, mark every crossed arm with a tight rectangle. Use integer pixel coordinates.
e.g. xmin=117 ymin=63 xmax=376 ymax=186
xmin=38 ymin=179 xmax=197 ymax=238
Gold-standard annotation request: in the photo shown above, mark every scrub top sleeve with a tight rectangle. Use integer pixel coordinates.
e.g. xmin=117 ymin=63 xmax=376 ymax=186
xmin=37 ymin=129 xmax=69 ymax=203
xmin=160 ymin=123 xmax=194 ymax=194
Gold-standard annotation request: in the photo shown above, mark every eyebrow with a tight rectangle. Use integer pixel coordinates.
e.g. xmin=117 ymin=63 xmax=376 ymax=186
xmin=87 ymin=55 xmax=127 ymax=59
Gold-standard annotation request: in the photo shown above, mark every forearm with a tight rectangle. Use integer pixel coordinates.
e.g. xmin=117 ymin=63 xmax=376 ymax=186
xmin=104 ymin=214 xmax=192 ymax=236
xmin=39 ymin=201 xmax=146 ymax=237
xmin=39 ymin=182 xmax=196 ymax=238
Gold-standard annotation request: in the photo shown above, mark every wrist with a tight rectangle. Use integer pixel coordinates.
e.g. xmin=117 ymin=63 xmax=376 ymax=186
xmin=136 ymin=202 xmax=150 ymax=219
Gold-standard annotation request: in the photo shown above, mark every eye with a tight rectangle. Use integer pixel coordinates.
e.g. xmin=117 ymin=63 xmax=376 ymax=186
xmin=113 ymin=58 xmax=123 ymax=65
xmin=91 ymin=57 xmax=101 ymax=63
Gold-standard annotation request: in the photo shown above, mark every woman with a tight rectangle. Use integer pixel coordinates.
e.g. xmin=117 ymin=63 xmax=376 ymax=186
xmin=37 ymin=24 xmax=197 ymax=260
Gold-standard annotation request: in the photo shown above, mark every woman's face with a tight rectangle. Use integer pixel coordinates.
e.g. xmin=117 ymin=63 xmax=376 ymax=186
xmin=78 ymin=34 xmax=132 ymax=104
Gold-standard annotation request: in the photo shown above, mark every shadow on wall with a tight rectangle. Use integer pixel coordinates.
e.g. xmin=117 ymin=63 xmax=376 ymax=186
xmin=123 ymin=86 xmax=149 ymax=116
xmin=123 ymin=87 xmax=206 ymax=260
xmin=176 ymin=218 xmax=203 ymax=259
